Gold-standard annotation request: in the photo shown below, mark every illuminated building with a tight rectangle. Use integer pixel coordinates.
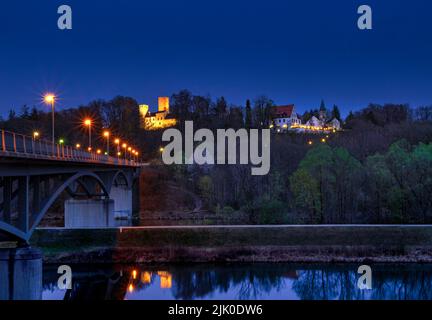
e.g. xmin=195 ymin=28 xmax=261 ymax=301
xmin=270 ymin=105 xmax=301 ymax=132
xmin=270 ymin=104 xmax=341 ymax=133
xmin=140 ymin=97 xmax=177 ymax=131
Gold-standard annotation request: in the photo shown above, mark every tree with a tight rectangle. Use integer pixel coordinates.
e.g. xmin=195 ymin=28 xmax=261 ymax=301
xmin=214 ymin=97 xmax=228 ymax=119
xmin=8 ymin=109 xmax=16 ymax=120
xmin=245 ymin=99 xmax=252 ymax=129
xmin=302 ymin=110 xmax=312 ymax=123
xmin=414 ymin=106 xmax=432 ymax=121
xmin=331 ymin=105 xmax=341 ymax=121
xmin=331 ymin=147 xmax=362 ymax=222
xmin=29 ymin=106 xmax=40 ymax=121
xmin=296 ymin=145 xmax=334 ymax=223
xmin=20 ymin=105 xmax=30 ymax=119
xmin=290 ymin=168 xmax=321 ymax=223
xmin=345 ymin=111 xmax=354 ymax=122
xmin=227 ymin=107 xmax=244 ymax=129
xmin=192 ymin=95 xmax=210 ymax=119
xmin=253 ymin=96 xmax=273 ymax=128
xmin=319 ymin=99 xmax=326 ymax=112
xmin=172 ymin=89 xmax=193 ymax=120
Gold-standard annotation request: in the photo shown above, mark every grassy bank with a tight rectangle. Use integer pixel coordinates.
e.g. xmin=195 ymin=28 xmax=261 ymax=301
xmin=30 ymin=225 xmax=432 ymax=263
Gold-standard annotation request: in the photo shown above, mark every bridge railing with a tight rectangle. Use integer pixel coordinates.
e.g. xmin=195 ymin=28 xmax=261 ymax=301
xmin=0 ymin=129 xmax=139 ymax=166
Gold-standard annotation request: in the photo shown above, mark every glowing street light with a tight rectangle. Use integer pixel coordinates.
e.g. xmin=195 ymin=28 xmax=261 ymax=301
xmin=159 ymin=147 xmax=164 ymax=153
xmin=84 ymin=118 xmax=92 ymax=148
xmin=44 ymin=93 xmax=56 ymax=144
xmin=114 ymin=138 xmax=120 ymax=158
xmin=103 ymin=130 xmax=110 ymax=155
xmin=122 ymin=143 xmax=127 ymax=160
xmin=59 ymin=138 xmax=65 ymax=145
xmin=33 ymin=131 xmax=40 ymax=140
xmin=96 ymin=149 xmax=102 ymax=155
xmin=308 ymin=140 xmax=313 ymax=145
xmin=76 ymin=143 xmax=81 ymax=149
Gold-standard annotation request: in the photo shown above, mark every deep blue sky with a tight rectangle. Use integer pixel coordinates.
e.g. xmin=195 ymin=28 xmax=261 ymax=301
xmin=1 ymin=0 xmax=431 ymax=117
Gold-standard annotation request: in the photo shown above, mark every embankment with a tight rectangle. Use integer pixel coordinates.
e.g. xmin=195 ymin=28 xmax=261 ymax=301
xmin=30 ymin=225 xmax=432 ymax=263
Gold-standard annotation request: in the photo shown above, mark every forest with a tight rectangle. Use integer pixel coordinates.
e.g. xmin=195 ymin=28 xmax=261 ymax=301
xmin=2 ymin=89 xmax=432 ymax=224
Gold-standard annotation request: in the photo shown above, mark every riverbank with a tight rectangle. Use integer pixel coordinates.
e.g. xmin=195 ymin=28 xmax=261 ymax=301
xmin=31 ymin=225 xmax=432 ymax=263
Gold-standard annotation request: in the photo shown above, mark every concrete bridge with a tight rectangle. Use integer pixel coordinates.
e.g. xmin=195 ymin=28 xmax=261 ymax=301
xmin=0 ymin=130 xmax=143 ymax=243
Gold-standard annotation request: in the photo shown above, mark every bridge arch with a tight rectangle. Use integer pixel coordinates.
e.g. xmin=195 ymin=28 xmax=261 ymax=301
xmin=28 ymin=171 xmax=110 ymax=236
xmin=110 ymin=170 xmax=132 ymax=191
xmin=0 ymin=171 xmax=113 ymax=242
xmin=2 ymin=171 xmax=110 ymax=242
xmin=108 ymin=170 xmax=133 ymax=220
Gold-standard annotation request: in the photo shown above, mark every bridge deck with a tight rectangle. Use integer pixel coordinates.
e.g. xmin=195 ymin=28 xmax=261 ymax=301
xmin=0 ymin=129 xmax=140 ymax=167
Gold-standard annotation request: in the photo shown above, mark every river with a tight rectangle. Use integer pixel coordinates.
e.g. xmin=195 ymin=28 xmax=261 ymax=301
xmin=40 ymin=263 xmax=432 ymax=300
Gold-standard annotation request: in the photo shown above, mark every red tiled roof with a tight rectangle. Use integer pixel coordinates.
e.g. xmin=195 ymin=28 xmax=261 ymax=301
xmin=271 ymin=105 xmax=295 ymax=118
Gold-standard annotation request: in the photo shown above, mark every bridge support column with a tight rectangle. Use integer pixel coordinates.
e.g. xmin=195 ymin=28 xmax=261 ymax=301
xmin=0 ymin=247 xmax=42 ymax=300
xmin=64 ymin=199 xmax=115 ymax=228
xmin=17 ymin=176 xmax=30 ymax=233
xmin=2 ymin=177 xmax=12 ymax=224
xmin=110 ymin=186 xmax=132 ymax=220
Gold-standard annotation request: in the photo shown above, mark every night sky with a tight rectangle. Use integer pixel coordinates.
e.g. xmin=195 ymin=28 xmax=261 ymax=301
xmin=1 ymin=0 xmax=431 ymax=117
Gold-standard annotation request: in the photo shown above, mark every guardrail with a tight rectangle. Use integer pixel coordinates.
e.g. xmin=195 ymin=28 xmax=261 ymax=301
xmin=0 ymin=129 xmax=139 ymax=166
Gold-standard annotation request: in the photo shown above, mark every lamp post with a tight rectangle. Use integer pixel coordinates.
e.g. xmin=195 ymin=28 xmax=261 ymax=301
xmin=114 ymin=139 xmax=120 ymax=158
xmin=122 ymin=143 xmax=127 ymax=160
xmin=84 ymin=119 xmax=92 ymax=150
xmin=44 ymin=94 xmax=56 ymax=144
xmin=33 ymin=131 xmax=40 ymax=141
xmin=103 ymin=131 xmax=110 ymax=155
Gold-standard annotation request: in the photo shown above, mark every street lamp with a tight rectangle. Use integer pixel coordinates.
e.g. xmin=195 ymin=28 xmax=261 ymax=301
xmin=103 ymin=130 xmax=110 ymax=155
xmin=122 ymin=143 xmax=127 ymax=160
xmin=84 ymin=119 xmax=92 ymax=149
xmin=114 ymin=138 xmax=120 ymax=158
xmin=76 ymin=143 xmax=81 ymax=149
xmin=44 ymin=94 xmax=56 ymax=144
xmin=33 ymin=131 xmax=40 ymax=140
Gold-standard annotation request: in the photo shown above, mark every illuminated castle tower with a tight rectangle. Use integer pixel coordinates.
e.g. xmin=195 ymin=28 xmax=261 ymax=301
xmin=158 ymin=97 xmax=169 ymax=112
xmin=140 ymin=97 xmax=177 ymax=130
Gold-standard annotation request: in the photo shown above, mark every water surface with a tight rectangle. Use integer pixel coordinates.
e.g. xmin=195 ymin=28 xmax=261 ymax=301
xmin=42 ymin=263 xmax=432 ymax=300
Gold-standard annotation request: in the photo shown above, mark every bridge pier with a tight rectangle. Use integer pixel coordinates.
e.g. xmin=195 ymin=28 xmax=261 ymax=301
xmin=110 ymin=186 xmax=133 ymax=220
xmin=64 ymin=199 xmax=115 ymax=228
xmin=0 ymin=247 xmax=42 ymax=300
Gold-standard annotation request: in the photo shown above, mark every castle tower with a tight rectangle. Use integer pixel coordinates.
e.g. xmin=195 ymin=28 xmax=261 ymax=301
xmin=139 ymin=104 xmax=149 ymax=128
xmin=158 ymin=97 xmax=169 ymax=113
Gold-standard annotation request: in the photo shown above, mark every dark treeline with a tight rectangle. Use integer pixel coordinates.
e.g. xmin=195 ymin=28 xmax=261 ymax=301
xmin=2 ymin=90 xmax=432 ymax=224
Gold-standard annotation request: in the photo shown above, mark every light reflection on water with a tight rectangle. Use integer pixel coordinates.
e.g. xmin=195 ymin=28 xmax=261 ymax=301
xmin=41 ymin=264 xmax=432 ymax=300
